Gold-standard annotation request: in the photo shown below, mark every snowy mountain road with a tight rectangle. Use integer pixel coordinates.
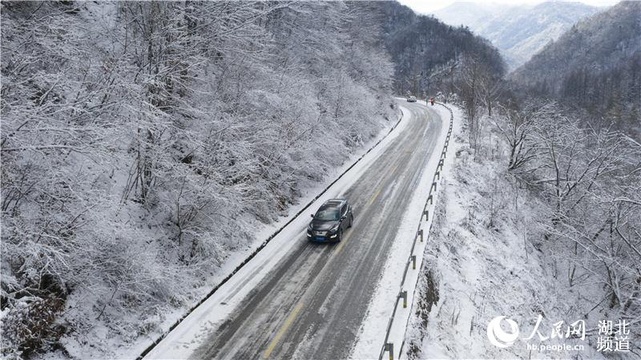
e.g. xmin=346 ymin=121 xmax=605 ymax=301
xmin=144 ymin=101 xmax=444 ymax=360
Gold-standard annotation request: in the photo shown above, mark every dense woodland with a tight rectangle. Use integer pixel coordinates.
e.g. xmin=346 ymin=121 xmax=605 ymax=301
xmin=1 ymin=2 xmax=396 ymax=357
xmin=1 ymin=0 xmax=640 ymax=358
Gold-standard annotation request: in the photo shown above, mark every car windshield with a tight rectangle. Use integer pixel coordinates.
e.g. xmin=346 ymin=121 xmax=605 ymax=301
xmin=315 ymin=209 xmax=340 ymax=221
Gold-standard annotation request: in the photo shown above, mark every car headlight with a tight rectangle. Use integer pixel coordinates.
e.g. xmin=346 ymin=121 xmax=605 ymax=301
xmin=307 ymin=223 xmax=313 ymax=232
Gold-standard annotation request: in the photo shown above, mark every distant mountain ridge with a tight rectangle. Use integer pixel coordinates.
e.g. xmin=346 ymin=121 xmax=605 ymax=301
xmin=511 ymin=1 xmax=641 ymax=92
xmin=511 ymin=1 xmax=641 ymax=137
xmin=433 ymin=1 xmax=602 ymax=70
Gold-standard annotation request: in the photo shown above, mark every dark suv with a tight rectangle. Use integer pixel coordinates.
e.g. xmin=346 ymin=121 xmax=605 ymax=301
xmin=307 ymin=199 xmax=354 ymax=242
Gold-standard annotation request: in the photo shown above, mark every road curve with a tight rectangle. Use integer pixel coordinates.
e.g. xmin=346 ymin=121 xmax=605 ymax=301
xmin=181 ymin=101 xmax=443 ymax=360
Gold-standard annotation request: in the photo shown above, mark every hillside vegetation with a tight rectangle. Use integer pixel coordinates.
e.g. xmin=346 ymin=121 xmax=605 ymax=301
xmin=0 ymin=2 xmax=394 ymax=357
xmin=406 ymin=2 xmax=641 ymax=357
xmin=511 ymin=1 xmax=641 ymax=137
xmin=379 ymin=1 xmax=505 ymax=97
xmin=409 ymin=100 xmax=641 ymax=358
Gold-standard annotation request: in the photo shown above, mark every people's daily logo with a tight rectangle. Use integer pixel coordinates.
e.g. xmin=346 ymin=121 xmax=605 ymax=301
xmin=487 ymin=316 xmax=520 ymax=348
xmin=486 ymin=315 xmax=631 ymax=353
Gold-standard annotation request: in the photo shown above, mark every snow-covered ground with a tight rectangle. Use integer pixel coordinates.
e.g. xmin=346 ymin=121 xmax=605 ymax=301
xmin=404 ymin=106 xmax=616 ymax=359
xmin=131 ymin=100 xmax=450 ymax=359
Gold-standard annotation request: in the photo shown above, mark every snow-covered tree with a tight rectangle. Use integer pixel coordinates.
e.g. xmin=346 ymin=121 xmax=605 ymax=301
xmin=1 ymin=1 xmax=395 ymax=357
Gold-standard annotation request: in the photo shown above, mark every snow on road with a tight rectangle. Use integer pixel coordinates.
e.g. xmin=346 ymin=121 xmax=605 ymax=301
xmin=351 ymin=102 xmax=452 ymax=360
xmin=138 ymin=100 xmax=450 ymax=360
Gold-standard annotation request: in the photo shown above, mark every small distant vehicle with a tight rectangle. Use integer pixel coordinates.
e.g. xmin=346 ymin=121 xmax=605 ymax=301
xmin=407 ymin=96 xmax=417 ymax=102
xmin=307 ymin=199 xmax=354 ymax=242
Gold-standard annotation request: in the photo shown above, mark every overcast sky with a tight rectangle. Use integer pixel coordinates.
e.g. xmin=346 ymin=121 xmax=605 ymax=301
xmin=396 ymin=0 xmax=622 ymax=14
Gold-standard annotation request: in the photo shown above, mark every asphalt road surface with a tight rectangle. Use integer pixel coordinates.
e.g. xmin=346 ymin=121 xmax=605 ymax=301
xmin=189 ymin=101 xmax=443 ymax=360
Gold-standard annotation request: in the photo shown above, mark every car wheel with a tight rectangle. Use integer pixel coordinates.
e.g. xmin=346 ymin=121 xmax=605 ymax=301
xmin=337 ymin=229 xmax=343 ymax=242
xmin=348 ymin=214 xmax=353 ymax=228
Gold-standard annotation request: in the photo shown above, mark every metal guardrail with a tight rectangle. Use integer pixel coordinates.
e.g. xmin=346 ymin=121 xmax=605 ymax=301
xmin=378 ymin=103 xmax=454 ymax=360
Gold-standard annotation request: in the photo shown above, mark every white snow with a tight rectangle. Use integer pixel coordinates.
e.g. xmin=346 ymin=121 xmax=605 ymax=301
xmin=350 ymin=102 xmax=453 ymax=360
xmin=403 ymin=106 xmax=611 ymax=359
xmin=138 ymin=100 xmax=442 ymax=360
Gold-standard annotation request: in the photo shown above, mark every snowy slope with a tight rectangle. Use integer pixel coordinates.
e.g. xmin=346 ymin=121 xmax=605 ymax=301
xmin=0 ymin=3 xmax=397 ymax=358
xmin=404 ymin=107 xmax=629 ymax=359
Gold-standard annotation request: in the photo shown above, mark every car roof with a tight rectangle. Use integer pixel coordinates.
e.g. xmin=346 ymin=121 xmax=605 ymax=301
xmin=320 ymin=198 xmax=347 ymax=209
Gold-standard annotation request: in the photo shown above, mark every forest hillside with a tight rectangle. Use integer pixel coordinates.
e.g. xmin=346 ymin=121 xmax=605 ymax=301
xmin=380 ymin=1 xmax=506 ymax=97
xmin=0 ymin=2 xmax=395 ymax=357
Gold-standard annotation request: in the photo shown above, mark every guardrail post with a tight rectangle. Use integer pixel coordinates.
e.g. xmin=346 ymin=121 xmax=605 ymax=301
xmin=431 ymin=182 xmax=437 ymax=193
xmin=435 ymin=171 xmax=440 ymax=180
xmin=427 ymin=194 xmax=433 ymax=205
xmin=384 ymin=343 xmax=394 ymax=360
xmin=423 ymin=208 xmax=429 ymax=221
xmin=400 ymin=290 xmax=407 ymax=308
xmin=417 ymin=229 xmax=423 ymax=242
xmin=411 ymin=255 xmax=416 ymax=270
